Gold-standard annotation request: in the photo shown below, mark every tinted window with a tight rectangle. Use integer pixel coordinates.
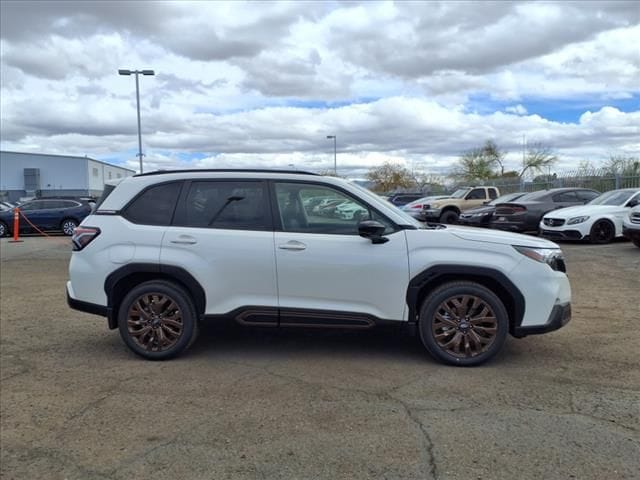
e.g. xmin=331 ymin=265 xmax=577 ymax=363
xmin=466 ymin=188 xmax=487 ymax=200
xmin=488 ymin=188 xmax=498 ymax=199
xmin=553 ymin=191 xmax=578 ymax=202
xmin=20 ymin=201 xmax=44 ymax=211
xmin=275 ymin=182 xmax=393 ymax=235
xmin=178 ymin=181 xmax=269 ymax=230
xmin=125 ymin=182 xmax=181 ymax=225
xmin=576 ymin=190 xmax=599 ymax=202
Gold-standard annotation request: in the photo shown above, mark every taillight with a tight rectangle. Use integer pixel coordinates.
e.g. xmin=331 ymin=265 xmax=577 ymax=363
xmin=511 ymin=206 xmax=527 ymax=213
xmin=72 ymin=226 xmax=100 ymax=251
xmin=411 ymin=204 xmax=422 ymax=209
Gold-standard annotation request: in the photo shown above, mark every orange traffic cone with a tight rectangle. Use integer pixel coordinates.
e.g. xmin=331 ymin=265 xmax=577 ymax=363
xmin=8 ymin=207 xmax=23 ymax=243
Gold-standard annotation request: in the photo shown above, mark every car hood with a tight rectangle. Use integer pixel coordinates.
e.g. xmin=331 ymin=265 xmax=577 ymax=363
xmin=543 ymin=204 xmax=619 ymax=219
xmin=442 ymin=225 xmax=558 ymax=248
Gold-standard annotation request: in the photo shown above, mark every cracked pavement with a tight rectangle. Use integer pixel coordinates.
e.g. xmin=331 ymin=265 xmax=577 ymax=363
xmin=1 ymin=237 xmax=639 ymax=479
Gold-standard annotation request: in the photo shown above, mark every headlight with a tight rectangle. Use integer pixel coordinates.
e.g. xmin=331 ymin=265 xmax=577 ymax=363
xmin=513 ymin=246 xmax=566 ymax=272
xmin=567 ymin=216 xmax=590 ymax=225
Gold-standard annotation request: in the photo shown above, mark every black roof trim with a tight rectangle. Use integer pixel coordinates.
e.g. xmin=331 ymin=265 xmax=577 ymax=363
xmin=134 ymin=168 xmax=318 ymax=177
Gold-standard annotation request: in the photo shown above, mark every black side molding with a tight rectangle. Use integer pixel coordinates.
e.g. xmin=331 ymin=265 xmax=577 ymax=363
xmin=202 ymin=306 xmax=402 ymax=330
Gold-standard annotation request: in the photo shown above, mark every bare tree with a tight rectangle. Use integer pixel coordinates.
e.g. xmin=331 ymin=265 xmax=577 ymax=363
xmin=519 ymin=142 xmax=558 ymax=178
xmin=366 ymin=162 xmax=415 ymax=192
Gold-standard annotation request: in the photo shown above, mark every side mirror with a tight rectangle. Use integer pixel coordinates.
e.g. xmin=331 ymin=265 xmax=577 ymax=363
xmin=627 ymin=198 xmax=639 ymax=208
xmin=358 ymin=220 xmax=389 ymax=244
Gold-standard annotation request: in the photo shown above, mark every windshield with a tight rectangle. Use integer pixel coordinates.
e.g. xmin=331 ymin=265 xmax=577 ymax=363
xmin=589 ymin=190 xmax=638 ymax=206
xmin=450 ymin=188 xmax=471 ymax=199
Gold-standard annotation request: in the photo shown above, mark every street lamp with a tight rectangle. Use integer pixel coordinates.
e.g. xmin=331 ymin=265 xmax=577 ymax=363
xmin=326 ymin=135 xmax=337 ymax=175
xmin=118 ymin=69 xmax=155 ymax=173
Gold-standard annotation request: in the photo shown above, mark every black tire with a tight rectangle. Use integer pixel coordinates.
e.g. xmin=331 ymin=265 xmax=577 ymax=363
xmin=60 ymin=218 xmax=78 ymax=236
xmin=418 ymin=281 xmax=509 ymax=366
xmin=118 ymin=280 xmax=199 ymax=360
xmin=633 ymin=237 xmax=640 ymax=248
xmin=589 ymin=219 xmax=615 ymax=244
xmin=0 ymin=221 xmax=7 ymax=237
xmin=440 ymin=210 xmax=459 ymax=224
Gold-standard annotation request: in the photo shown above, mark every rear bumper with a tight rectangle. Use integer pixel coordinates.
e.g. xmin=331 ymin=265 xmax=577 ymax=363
xmin=512 ymin=303 xmax=571 ymax=337
xmin=67 ymin=282 xmax=114 ymax=327
xmin=490 ymin=221 xmax=527 ymax=232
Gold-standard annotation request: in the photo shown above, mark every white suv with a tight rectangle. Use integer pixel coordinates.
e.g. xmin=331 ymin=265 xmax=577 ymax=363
xmin=67 ymin=170 xmax=572 ymax=366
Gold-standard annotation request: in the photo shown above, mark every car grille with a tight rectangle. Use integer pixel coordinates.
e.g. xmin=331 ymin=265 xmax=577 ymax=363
xmin=631 ymin=213 xmax=640 ymax=224
xmin=543 ymin=218 xmax=565 ymax=227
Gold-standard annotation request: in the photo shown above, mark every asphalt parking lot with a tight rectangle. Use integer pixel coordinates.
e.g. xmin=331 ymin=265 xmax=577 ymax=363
xmin=1 ymin=236 xmax=639 ymax=480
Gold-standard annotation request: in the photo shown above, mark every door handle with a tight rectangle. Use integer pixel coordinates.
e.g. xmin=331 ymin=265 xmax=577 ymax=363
xmin=278 ymin=241 xmax=306 ymax=251
xmin=170 ymin=235 xmax=197 ymax=245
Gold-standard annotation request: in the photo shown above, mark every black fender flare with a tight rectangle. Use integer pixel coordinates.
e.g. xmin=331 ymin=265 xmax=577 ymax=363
xmin=104 ymin=263 xmax=206 ymax=328
xmin=406 ymin=265 xmax=525 ymax=329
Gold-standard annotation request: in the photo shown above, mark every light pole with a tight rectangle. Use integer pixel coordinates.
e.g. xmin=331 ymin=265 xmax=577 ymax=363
xmin=326 ymin=135 xmax=337 ymax=175
xmin=118 ymin=69 xmax=155 ymax=173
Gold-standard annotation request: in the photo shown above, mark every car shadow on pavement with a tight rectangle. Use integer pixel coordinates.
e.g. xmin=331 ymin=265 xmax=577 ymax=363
xmin=187 ymin=321 xmax=433 ymax=364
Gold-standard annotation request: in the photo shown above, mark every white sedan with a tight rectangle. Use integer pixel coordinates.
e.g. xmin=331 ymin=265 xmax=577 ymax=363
xmin=540 ymin=188 xmax=640 ymax=243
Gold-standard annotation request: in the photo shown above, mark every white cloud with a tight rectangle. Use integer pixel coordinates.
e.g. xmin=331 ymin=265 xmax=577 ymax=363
xmin=0 ymin=1 xmax=638 ymax=177
xmin=505 ymin=105 xmax=528 ymax=115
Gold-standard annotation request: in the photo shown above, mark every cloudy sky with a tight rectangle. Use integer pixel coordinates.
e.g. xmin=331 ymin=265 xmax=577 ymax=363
xmin=1 ymin=1 xmax=638 ymax=177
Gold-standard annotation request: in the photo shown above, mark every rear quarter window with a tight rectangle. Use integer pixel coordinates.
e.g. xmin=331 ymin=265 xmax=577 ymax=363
xmin=123 ymin=182 xmax=182 ymax=226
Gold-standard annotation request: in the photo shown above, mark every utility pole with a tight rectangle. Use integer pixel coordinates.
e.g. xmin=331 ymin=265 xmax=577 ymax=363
xmin=326 ymin=135 xmax=337 ymax=175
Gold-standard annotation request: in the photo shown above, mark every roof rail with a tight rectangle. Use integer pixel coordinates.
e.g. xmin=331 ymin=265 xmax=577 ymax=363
xmin=134 ymin=168 xmax=319 ymax=177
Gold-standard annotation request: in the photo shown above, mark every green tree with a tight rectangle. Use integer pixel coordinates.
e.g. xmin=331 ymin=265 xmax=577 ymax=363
xmin=366 ymin=162 xmax=415 ymax=192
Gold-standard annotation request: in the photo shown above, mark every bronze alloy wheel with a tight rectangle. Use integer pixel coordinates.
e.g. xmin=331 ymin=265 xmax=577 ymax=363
xmin=127 ymin=293 xmax=184 ymax=352
xmin=431 ymin=294 xmax=498 ymax=358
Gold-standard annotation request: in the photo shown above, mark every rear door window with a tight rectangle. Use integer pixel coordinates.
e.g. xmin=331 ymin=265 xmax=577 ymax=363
xmin=552 ymin=191 xmax=578 ymax=202
xmin=124 ymin=182 xmax=182 ymax=225
xmin=176 ymin=181 xmax=270 ymax=231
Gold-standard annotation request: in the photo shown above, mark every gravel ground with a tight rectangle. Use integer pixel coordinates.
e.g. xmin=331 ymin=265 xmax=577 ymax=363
xmin=1 ymin=236 xmax=639 ymax=480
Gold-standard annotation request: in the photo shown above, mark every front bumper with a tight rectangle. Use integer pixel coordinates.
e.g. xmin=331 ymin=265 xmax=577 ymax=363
xmin=512 ymin=302 xmax=571 ymax=338
xmin=540 ymin=229 xmax=585 ymax=240
xmin=622 ymin=224 xmax=640 ymax=241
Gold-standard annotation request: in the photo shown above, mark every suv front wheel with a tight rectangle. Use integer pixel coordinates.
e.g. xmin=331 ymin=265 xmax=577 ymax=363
xmin=418 ymin=281 xmax=508 ymax=366
xmin=118 ymin=280 xmax=199 ymax=360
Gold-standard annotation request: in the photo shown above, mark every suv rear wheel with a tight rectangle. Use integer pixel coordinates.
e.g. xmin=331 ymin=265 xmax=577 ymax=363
xmin=118 ymin=280 xmax=199 ymax=360
xmin=418 ymin=281 xmax=508 ymax=366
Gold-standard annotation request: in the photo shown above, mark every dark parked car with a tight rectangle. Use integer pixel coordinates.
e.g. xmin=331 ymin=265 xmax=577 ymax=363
xmin=490 ymin=188 xmax=600 ymax=233
xmin=458 ymin=192 xmax=529 ymax=227
xmin=387 ymin=193 xmax=425 ymax=207
xmin=0 ymin=198 xmax=92 ymax=237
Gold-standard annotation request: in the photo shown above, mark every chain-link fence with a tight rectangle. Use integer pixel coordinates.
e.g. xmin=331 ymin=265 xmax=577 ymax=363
xmin=482 ymin=168 xmax=640 ymax=195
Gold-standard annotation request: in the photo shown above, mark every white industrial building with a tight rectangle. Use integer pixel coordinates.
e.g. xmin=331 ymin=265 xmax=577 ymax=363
xmin=0 ymin=151 xmax=135 ymax=202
